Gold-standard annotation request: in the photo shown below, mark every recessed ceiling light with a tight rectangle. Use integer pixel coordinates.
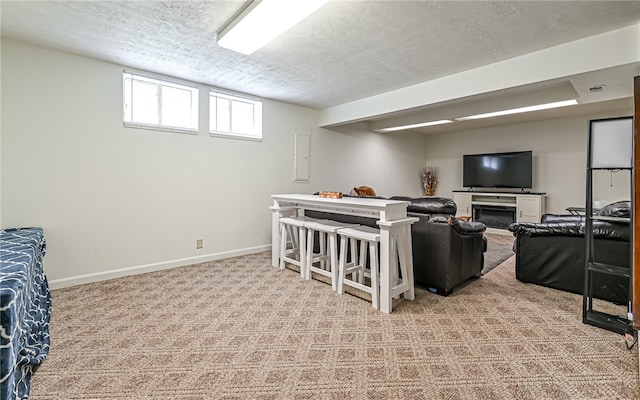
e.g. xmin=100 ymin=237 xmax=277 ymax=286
xmin=455 ymin=99 xmax=578 ymax=121
xmin=378 ymin=119 xmax=454 ymax=132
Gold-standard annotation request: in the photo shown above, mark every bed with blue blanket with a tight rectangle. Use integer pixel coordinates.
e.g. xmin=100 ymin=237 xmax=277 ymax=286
xmin=1 ymin=227 xmax=51 ymax=400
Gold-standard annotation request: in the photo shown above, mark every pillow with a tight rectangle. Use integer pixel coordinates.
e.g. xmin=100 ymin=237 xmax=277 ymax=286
xmin=597 ymin=201 xmax=631 ymax=218
xmin=353 ymin=186 xmax=376 ymax=196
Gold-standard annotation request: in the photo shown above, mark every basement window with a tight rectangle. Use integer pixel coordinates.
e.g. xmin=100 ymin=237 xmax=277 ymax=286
xmin=209 ymin=90 xmax=262 ymax=140
xmin=123 ymin=71 xmax=199 ymax=133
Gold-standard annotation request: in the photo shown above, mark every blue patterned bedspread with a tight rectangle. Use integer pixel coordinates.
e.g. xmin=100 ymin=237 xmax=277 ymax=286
xmin=1 ymin=228 xmax=51 ymax=400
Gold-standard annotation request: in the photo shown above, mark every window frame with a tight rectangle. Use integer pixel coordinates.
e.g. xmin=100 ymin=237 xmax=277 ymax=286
xmin=122 ymin=70 xmax=199 ymax=134
xmin=209 ymin=90 xmax=263 ymax=141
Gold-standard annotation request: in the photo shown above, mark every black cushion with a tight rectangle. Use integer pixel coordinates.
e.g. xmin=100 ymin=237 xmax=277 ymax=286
xmin=508 ymin=220 xmax=629 ymax=241
xmin=541 ymin=214 xmax=585 ymax=223
xmin=388 ymin=196 xmax=457 ymax=215
xmin=598 ymin=201 xmax=631 ymax=218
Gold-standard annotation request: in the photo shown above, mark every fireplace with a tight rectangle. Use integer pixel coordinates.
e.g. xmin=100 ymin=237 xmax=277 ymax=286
xmin=473 ymin=204 xmax=516 ymax=229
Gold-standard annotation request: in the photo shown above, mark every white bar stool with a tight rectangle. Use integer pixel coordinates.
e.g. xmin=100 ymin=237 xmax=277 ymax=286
xmin=279 ymin=216 xmax=319 ymax=278
xmin=336 ymin=225 xmax=381 ymax=309
xmin=304 ymin=220 xmax=359 ymax=290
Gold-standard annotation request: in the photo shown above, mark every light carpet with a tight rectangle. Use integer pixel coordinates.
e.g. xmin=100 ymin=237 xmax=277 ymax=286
xmin=30 ymin=242 xmax=638 ymax=399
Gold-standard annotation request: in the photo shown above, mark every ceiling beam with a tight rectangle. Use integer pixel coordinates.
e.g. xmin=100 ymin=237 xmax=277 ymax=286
xmin=319 ymin=23 xmax=640 ymax=128
xmin=368 ymin=81 xmax=579 ymax=132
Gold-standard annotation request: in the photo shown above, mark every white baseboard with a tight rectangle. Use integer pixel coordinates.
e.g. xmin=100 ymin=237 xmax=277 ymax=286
xmin=48 ymin=244 xmax=271 ymax=290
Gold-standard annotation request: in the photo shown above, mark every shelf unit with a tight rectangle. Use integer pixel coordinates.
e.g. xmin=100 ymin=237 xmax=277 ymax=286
xmin=583 ymin=116 xmax=634 ymax=335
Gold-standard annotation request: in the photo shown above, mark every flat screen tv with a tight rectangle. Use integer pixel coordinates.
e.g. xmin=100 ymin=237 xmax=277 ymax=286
xmin=463 ymin=150 xmax=533 ymax=189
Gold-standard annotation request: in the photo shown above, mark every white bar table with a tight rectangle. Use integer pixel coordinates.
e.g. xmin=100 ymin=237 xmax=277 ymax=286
xmin=271 ymin=194 xmax=418 ymax=314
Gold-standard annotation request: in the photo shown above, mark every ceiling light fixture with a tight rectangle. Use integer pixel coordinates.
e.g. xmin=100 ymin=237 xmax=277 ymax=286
xmin=378 ymin=119 xmax=454 ymax=132
xmin=217 ymin=0 xmax=329 ymax=55
xmin=455 ymin=99 xmax=578 ymax=121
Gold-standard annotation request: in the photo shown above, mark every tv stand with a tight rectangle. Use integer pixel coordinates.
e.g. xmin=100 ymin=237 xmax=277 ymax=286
xmin=467 ymin=187 xmax=532 ymax=194
xmin=452 ymin=190 xmax=546 ymax=233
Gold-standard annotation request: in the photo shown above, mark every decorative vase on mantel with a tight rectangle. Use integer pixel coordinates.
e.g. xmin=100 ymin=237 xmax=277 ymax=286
xmin=420 ymin=166 xmax=438 ymax=196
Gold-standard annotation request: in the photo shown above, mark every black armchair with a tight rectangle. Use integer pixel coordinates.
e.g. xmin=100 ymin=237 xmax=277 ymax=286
xmin=508 ymin=201 xmax=630 ymax=304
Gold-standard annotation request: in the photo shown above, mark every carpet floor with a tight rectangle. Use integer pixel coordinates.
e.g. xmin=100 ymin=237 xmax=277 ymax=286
xmin=482 ymin=233 xmax=515 ymax=275
xmin=30 ymin=238 xmax=638 ymax=399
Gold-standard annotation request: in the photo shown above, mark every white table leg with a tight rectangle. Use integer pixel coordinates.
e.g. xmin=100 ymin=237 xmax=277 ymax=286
xmin=400 ymin=224 xmax=415 ymax=300
xmin=378 ymin=218 xmax=418 ymax=308
xmin=271 ymin=206 xmax=281 ymax=267
xmin=378 ymin=226 xmax=392 ymax=314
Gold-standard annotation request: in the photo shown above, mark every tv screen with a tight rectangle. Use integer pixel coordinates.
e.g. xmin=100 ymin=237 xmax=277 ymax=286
xmin=463 ymin=151 xmax=532 ymax=189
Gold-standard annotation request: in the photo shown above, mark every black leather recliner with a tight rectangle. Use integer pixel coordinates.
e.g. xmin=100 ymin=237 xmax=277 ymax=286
xmin=306 ymin=196 xmax=487 ymax=296
xmin=508 ymin=201 xmax=630 ymax=304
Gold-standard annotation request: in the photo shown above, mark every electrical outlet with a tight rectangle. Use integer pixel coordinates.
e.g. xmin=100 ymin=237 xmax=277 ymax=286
xmin=196 ymin=239 xmax=203 ymax=249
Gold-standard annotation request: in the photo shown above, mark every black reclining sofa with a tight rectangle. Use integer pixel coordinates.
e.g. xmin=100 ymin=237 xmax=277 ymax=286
xmin=508 ymin=201 xmax=630 ymax=304
xmin=305 ymin=196 xmax=487 ymax=296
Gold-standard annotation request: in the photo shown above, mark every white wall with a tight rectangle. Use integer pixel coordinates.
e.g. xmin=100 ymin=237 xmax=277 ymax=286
xmin=311 ymin=122 xmax=427 ymax=197
xmin=423 ymin=113 xmax=632 ymax=214
xmin=0 ymin=39 xmax=427 ymax=287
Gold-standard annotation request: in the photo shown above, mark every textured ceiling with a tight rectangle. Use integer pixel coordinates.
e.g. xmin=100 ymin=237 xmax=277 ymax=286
xmin=2 ymin=0 xmax=639 ymax=113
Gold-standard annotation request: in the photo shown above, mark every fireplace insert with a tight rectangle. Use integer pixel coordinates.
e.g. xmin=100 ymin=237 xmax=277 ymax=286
xmin=473 ymin=204 xmax=515 ymax=229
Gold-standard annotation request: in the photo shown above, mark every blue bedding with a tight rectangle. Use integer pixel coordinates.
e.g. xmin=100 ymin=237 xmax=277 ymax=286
xmin=0 ymin=228 xmax=51 ymax=400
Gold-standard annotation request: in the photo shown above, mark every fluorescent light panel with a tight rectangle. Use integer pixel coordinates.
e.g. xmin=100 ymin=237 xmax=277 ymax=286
xmin=217 ymin=0 xmax=329 ymax=55
xmin=455 ymin=99 xmax=578 ymax=121
xmin=377 ymin=99 xmax=577 ymax=132
xmin=378 ymin=119 xmax=453 ymax=132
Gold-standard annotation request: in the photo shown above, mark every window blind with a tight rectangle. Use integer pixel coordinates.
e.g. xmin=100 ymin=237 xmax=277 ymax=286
xmin=123 ymin=71 xmax=199 ymax=133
